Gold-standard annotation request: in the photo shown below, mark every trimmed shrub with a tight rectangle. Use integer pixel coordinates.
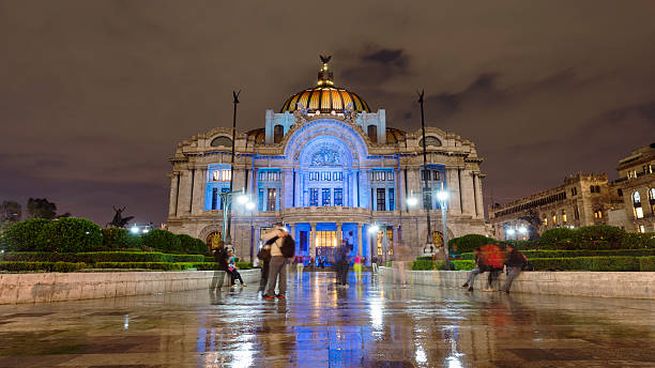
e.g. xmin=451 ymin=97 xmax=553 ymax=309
xmin=529 ymin=256 xmax=641 ymax=271
xmin=37 ymin=218 xmax=103 ymax=252
xmin=235 ymin=261 xmax=253 ymax=270
xmin=538 ymin=228 xmax=576 ymax=249
xmin=639 ymin=257 xmax=655 ymax=271
xmin=448 ymin=234 xmax=497 ymax=253
xmin=177 ymin=234 xmax=209 ymax=254
xmin=101 ymin=228 xmax=129 ymax=249
xmin=451 ymin=260 xmax=475 ymax=271
xmin=461 ymin=249 xmax=655 ymax=260
xmin=141 ymin=229 xmax=182 ymax=253
xmin=621 ymin=233 xmax=655 ymax=249
xmin=2 ymin=218 xmax=50 ymax=251
xmin=92 ymin=262 xmax=184 ymax=270
xmin=0 ymin=261 xmax=87 ymax=272
xmin=412 ymin=260 xmax=446 ymax=270
xmin=572 ymin=225 xmax=626 ymax=250
xmin=2 ymin=251 xmax=206 ymax=264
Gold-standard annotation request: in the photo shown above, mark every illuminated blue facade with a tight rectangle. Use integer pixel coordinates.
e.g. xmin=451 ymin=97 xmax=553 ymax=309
xmin=168 ymin=58 xmax=487 ymax=263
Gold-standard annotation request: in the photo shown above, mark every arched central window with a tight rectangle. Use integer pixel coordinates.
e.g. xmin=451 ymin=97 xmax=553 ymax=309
xmin=367 ymin=125 xmax=377 ymax=143
xmin=633 ymin=191 xmax=644 ymax=219
xmin=273 ymin=124 xmax=284 ymax=143
xmin=210 ymin=136 xmax=232 ymax=147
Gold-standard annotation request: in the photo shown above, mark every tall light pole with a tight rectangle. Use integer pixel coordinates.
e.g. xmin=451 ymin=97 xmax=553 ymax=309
xmin=223 ymin=90 xmax=240 ymax=245
xmin=418 ymin=90 xmax=434 ymax=249
xmin=436 ymin=188 xmax=450 ymax=268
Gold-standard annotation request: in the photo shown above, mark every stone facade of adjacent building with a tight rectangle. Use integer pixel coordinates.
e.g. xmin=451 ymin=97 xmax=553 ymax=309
xmin=489 ymin=174 xmax=610 ymax=240
xmin=608 ymin=143 xmax=655 ymax=233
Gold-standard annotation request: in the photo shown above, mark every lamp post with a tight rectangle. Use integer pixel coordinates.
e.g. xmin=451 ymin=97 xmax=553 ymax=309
xmin=224 ymin=90 xmax=241 ymax=245
xmin=417 ymin=90 xmax=434 ymax=251
xmin=436 ymin=188 xmax=450 ymax=267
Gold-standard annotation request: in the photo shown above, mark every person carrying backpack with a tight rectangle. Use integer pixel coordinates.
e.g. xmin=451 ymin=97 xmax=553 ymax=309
xmin=262 ymin=222 xmax=295 ymax=300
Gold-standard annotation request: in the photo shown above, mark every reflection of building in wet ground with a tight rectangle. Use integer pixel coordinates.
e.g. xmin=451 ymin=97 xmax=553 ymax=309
xmin=1 ymin=272 xmax=655 ymax=366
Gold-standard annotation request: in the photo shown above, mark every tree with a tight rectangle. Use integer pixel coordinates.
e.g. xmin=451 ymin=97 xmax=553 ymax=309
xmin=0 ymin=201 xmax=22 ymax=224
xmin=27 ymin=198 xmax=57 ymax=219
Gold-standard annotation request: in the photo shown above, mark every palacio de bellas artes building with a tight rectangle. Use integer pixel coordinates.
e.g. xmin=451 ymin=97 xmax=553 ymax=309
xmin=166 ymin=57 xmax=486 ymax=264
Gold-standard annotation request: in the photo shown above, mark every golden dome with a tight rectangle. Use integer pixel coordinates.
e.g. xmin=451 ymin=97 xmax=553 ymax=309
xmin=280 ymin=56 xmax=371 ymax=114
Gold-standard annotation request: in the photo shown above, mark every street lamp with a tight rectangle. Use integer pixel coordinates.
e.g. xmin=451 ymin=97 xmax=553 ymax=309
xmin=406 ymin=196 xmax=418 ymax=208
xmin=506 ymin=227 xmax=516 ymax=240
xmin=436 ymin=189 xmax=450 ymax=267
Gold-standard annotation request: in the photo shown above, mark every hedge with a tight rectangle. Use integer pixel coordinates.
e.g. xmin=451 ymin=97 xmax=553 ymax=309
xmin=141 ymin=229 xmax=182 ymax=253
xmin=528 ymin=256 xmax=641 ymax=271
xmin=412 ymin=259 xmax=445 ymax=270
xmin=0 ymin=261 xmax=87 ymax=272
xmin=38 ymin=218 xmax=103 ymax=252
xmin=2 ymin=251 xmax=206 ymax=263
xmin=176 ymin=234 xmax=209 ymax=254
xmin=460 ymin=249 xmax=655 ymax=260
xmin=2 ymin=218 xmax=50 ymax=251
xmin=448 ymin=234 xmax=496 ymax=253
xmin=415 ymin=257 xmax=654 ymax=271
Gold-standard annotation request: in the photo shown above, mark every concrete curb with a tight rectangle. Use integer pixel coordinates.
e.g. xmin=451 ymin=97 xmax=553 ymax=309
xmin=379 ymin=267 xmax=655 ymax=299
xmin=0 ymin=269 xmax=261 ymax=305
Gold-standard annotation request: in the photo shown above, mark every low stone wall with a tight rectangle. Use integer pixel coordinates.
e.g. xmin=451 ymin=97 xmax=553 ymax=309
xmin=379 ymin=267 xmax=655 ymax=299
xmin=0 ymin=269 xmax=260 ymax=305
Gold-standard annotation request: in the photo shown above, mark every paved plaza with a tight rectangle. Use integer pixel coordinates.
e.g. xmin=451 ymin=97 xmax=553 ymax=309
xmin=1 ymin=272 xmax=654 ymax=367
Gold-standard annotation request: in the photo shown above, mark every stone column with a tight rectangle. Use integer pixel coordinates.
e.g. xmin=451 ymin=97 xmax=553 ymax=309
xmin=191 ymin=167 xmax=206 ymax=215
xmin=446 ymin=168 xmax=461 ymax=215
xmin=357 ymin=223 xmax=363 ymax=260
xmin=168 ymin=173 xmax=180 ymax=217
xmin=460 ymin=170 xmax=475 ymax=215
xmin=289 ymin=223 xmax=296 ymax=254
xmin=475 ymin=173 xmax=485 ymax=219
xmin=309 ymin=222 xmax=317 ymax=259
xmin=397 ymin=167 xmax=404 ymax=211
xmin=392 ymin=225 xmax=398 ymax=255
xmin=177 ymin=170 xmax=193 ymax=215
xmin=337 ymin=222 xmax=343 ymax=250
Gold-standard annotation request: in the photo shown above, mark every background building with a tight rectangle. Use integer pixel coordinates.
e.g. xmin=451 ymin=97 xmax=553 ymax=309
xmin=609 ymin=143 xmax=655 ymax=233
xmin=489 ymin=174 xmax=610 ymax=240
xmin=166 ymin=58 xmax=487 ymax=262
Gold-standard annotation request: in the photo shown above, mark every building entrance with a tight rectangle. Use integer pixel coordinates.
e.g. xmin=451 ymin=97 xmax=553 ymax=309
xmin=316 ymin=230 xmax=338 ymax=263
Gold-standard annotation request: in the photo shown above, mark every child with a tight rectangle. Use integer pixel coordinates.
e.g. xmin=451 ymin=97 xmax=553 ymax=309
xmin=227 ymin=249 xmax=246 ymax=287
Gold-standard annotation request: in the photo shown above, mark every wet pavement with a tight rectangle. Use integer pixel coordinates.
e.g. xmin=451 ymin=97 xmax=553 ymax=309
xmin=1 ymin=271 xmax=655 ymax=368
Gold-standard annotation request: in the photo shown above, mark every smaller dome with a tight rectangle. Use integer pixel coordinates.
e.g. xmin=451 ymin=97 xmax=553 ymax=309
xmin=280 ymin=56 xmax=371 ymax=114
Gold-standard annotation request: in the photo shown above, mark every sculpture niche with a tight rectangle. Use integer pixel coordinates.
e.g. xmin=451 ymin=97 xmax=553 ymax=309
xmin=108 ymin=206 xmax=134 ymax=228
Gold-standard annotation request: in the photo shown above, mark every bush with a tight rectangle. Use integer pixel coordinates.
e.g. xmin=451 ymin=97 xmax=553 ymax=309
xmin=2 ymin=218 xmax=50 ymax=251
xmin=176 ymin=234 xmax=209 ymax=254
xmin=448 ymin=234 xmax=497 ymax=253
xmin=451 ymin=260 xmax=475 ymax=271
xmin=37 ymin=218 xmax=103 ymax=252
xmin=141 ymin=229 xmax=182 ymax=253
xmin=639 ymin=257 xmax=655 ymax=271
xmin=572 ymin=225 xmax=626 ymax=250
xmin=529 ymin=256 xmax=641 ymax=271
xmin=412 ymin=259 xmax=446 ymax=270
xmin=0 ymin=261 xmax=87 ymax=272
xmin=539 ymin=228 xmax=576 ymax=249
xmin=2 ymin=251 xmax=206 ymax=264
xmin=621 ymin=233 xmax=655 ymax=249
xmin=93 ymin=262 xmax=184 ymax=270
xmin=102 ymin=228 xmax=129 ymax=249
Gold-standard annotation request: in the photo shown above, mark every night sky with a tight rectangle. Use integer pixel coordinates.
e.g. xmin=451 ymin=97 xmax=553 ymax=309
xmin=1 ymin=1 xmax=654 ymax=225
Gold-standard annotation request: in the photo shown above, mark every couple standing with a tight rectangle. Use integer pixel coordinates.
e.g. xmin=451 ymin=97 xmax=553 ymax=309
xmin=259 ymin=223 xmax=294 ymax=300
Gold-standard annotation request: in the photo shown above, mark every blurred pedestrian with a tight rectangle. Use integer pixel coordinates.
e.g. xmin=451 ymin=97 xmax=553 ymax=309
xmin=334 ymin=240 xmax=350 ymax=287
xmin=262 ymin=223 xmax=294 ymax=300
xmin=353 ymin=253 xmax=363 ymax=282
xmin=393 ymin=242 xmax=412 ymax=287
xmin=462 ymin=247 xmax=485 ymax=292
xmin=371 ymin=256 xmax=379 ymax=274
xmin=501 ymin=244 xmax=528 ymax=294
xmin=227 ymin=249 xmax=246 ymax=287
xmin=210 ymin=239 xmax=229 ymax=292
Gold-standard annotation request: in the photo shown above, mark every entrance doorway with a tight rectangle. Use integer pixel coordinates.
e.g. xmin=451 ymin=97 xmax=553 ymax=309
xmin=316 ymin=230 xmax=337 ymax=263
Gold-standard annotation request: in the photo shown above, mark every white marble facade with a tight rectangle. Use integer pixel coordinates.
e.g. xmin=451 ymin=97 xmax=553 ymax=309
xmin=167 ymin=60 xmax=487 ymax=263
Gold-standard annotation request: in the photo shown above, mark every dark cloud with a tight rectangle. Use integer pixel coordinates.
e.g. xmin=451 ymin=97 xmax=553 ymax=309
xmin=1 ymin=0 xmax=655 ymax=221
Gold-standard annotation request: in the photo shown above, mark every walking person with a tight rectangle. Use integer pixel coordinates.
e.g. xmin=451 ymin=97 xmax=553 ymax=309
xmin=295 ymin=256 xmax=304 ymax=274
xmin=501 ymin=243 xmax=528 ymax=294
xmin=371 ymin=256 xmax=379 ymax=274
xmin=334 ymin=240 xmax=350 ymax=287
xmin=462 ymin=247 xmax=485 ymax=292
xmin=263 ymin=223 xmax=295 ymax=301
xmin=353 ymin=253 xmax=363 ymax=282
xmin=257 ymin=241 xmax=272 ymax=294
xmin=210 ymin=240 xmax=229 ymax=292
xmin=393 ymin=243 xmax=412 ymax=287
